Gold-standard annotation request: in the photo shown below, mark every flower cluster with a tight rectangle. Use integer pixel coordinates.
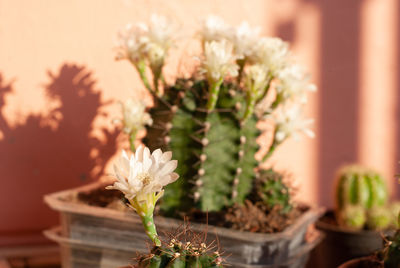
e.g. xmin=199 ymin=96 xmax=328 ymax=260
xmin=116 ymin=14 xmax=175 ymax=93
xmin=116 ymin=14 xmax=316 ymax=161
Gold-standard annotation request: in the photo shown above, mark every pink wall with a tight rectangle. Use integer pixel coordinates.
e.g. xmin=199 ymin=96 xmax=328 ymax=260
xmin=0 ymin=0 xmax=399 ymax=245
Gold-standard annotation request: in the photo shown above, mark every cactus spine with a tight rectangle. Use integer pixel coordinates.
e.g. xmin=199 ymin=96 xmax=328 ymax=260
xmin=334 ymin=164 xmax=388 ymax=229
xmin=137 ymin=238 xmax=223 ymax=268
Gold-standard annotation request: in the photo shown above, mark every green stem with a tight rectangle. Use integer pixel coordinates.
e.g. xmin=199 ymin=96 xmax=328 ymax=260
xmin=140 ymin=213 xmax=161 ymax=246
xmin=134 ymin=60 xmax=153 ymax=93
xmin=242 ymin=95 xmax=256 ymax=122
xmin=206 ymin=78 xmax=223 ymax=111
xmin=262 ymin=138 xmax=282 ymax=162
xmin=129 ymin=131 xmax=137 ymax=152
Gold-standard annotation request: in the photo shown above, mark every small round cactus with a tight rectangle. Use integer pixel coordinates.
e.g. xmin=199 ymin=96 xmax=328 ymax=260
xmin=334 ymin=164 xmax=388 ymax=229
xmin=136 ymin=238 xmax=223 ymax=268
xmin=366 ymin=206 xmax=392 ymax=230
xmin=255 ymin=169 xmax=293 ymax=214
xmin=337 ymin=205 xmax=366 ymax=230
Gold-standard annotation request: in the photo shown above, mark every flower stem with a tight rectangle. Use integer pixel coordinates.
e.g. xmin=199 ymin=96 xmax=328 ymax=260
xmin=140 ymin=213 xmax=161 ymax=246
xmin=129 ymin=131 xmax=137 ymax=152
xmin=242 ymin=96 xmax=256 ymax=122
xmin=262 ymin=138 xmax=282 ymax=162
xmin=206 ymin=78 xmax=223 ymax=111
xmin=134 ymin=60 xmax=153 ymax=93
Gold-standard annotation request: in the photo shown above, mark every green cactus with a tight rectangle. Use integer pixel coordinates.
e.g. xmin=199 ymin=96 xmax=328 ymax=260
xmin=335 ymin=164 xmax=388 ymax=229
xmin=366 ymin=206 xmax=392 ymax=231
xmin=254 ymin=169 xmax=293 ymax=214
xmin=136 ymin=238 xmax=223 ymax=268
xmin=144 ymin=79 xmax=259 ymax=213
xmin=337 ymin=204 xmax=366 ymax=230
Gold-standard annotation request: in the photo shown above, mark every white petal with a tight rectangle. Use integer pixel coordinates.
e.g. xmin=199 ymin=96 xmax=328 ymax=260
xmin=157 ymin=160 xmax=178 ymax=177
xmin=161 ymin=151 xmax=172 ymax=162
xmin=135 ymin=145 xmax=144 ymax=161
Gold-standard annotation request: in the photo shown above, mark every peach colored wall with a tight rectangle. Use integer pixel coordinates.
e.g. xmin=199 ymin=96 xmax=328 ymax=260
xmin=0 ymin=0 xmax=399 ymax=245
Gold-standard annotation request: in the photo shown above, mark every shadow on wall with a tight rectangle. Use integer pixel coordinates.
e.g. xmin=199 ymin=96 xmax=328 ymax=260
xmin=0 ymin=64 xmax=118 ymax=239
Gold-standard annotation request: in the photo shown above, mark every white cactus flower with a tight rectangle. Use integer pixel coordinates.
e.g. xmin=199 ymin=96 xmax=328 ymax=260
xmin=121 ymin=98 xmax=152 ymax=134
xmin=107 ymin=145 xmax=179 ymax=202
xmin=245 ymin=64 xmax=270 ymax=95
xmin=273 ymin=104 xmax=315 ymax=142
xmin=276 ymin=64 xmax=317 ymax=103
xmin=249 ymin=37 xmax=290 ymax=75
xmin=231 ymin=21 xmax=261 ymax=59
xmin=141 ymin=14 xmax=175 ymax=69
xmin=201 ymin=40 xmax=238 ymax=83
xmin=200 ymin=15 xmax=232 ymax=44
xmin=115 ymin=24 xmax=147 ymax=62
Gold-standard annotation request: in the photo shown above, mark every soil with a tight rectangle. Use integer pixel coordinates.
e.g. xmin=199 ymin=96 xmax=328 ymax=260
xmin=75 ymin=184 xmax=304 ymax=234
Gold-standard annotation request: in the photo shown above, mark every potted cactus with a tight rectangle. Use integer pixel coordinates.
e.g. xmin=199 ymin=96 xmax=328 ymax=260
xmin=338 ymin=212 xmax=400 ymax=268
xmin=44 ymin=15 xmax=324 ymax=268
xmin=312 ymin=164 xmax=399 ymax=268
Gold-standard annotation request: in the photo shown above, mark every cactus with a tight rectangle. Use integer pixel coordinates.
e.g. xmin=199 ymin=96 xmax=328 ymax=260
xmin=335 ymin=164 xmax=388 ymax=229
xmin=254 ymin=169 xmax=293 ymax=214
xmin=116 ymin=15 xmax=316 ymax=215
xmin=366 ymin=206 xmax=392 ymax=231
xmin=144 ymin=79 xmax=259 ymax=213
xmin=136 ymin=238 xmax=223 ymax=268
xmin=337 ymin=204 xmax=366 ymax=230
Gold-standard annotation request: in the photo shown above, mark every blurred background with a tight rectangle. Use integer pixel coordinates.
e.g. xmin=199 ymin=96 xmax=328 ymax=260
xmin=0 ymin=0 xmax=399 ymax=262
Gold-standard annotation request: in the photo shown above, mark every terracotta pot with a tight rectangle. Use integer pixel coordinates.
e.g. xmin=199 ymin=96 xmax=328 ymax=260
xmin=44 ymin=182 xmax=325 ymax=268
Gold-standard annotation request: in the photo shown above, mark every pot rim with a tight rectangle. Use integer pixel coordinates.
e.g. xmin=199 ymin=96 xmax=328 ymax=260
xmin=44 ymin=181 xmax=326 ymax=243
